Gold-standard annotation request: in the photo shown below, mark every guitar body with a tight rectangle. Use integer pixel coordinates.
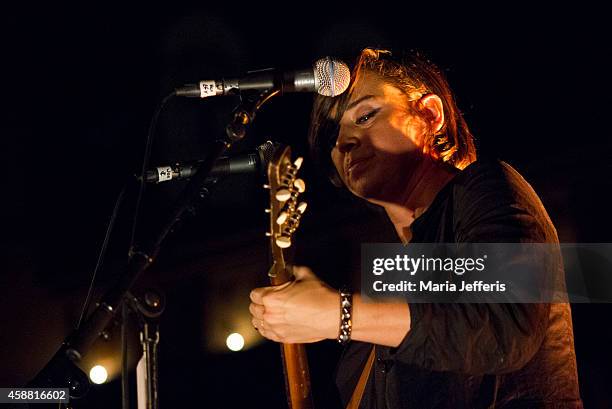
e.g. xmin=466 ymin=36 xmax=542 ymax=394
xmin=266 ymin=146 xmax=314 ymax=409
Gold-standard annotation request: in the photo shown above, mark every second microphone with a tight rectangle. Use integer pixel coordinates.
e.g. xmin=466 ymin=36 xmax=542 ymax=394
xmin=141 ymin=141 xmax=279 ymax=184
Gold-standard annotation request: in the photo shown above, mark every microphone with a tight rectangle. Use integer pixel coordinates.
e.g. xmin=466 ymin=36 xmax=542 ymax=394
xmin=175 ymin=57 xmax=351 ymax=98
xmin=141 ymin=141 xmax=279 ymax=184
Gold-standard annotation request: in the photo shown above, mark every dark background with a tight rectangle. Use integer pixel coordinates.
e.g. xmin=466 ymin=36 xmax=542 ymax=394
xmin=1 ymin=3 xmax=611 ymax=408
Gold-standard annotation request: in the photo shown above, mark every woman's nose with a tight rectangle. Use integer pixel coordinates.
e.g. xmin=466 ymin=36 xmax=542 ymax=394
xmin=336 ymin=129 xmax=361 ymax=154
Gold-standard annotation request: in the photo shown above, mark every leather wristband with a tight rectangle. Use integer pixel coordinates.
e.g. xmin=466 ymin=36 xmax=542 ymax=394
xmin=338 ymin=286 xmax=353 ymax=345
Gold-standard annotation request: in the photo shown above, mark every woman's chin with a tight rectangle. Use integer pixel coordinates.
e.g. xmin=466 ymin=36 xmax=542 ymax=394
xmin=347 ymin=178 xmax=378 ymax=201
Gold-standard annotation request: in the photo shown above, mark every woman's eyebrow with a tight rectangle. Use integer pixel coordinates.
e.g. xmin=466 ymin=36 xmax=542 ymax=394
xmin=346 ymin=94 xmax=376 ymax=111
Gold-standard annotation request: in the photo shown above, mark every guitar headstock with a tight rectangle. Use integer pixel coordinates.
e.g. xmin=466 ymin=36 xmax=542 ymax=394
xmin=265 ymin=145 xmax=307 ymax=284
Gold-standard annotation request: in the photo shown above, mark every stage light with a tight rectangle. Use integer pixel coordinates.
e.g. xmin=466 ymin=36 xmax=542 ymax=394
xmin=89 ymin=365 xmax=108 ymax=384
xmin=226 ymin=333 xmax=245 ymax=351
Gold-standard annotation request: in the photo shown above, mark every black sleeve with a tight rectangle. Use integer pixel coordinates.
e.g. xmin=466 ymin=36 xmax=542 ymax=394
xmin=379 ymin=161 xmax=555 ymax=375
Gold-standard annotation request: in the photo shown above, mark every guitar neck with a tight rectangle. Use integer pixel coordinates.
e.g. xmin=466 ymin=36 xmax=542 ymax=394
xmin=265 ymin=145 xmax=314 ymax=409
xmin=267 ymin=261 xmax=314 ymax=409
xmin=281 ymin=343 xmax=314 ymax=409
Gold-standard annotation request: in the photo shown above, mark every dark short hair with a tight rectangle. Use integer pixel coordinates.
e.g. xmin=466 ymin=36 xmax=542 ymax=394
xmin=308 ymin=48 xmax=477 ymax=185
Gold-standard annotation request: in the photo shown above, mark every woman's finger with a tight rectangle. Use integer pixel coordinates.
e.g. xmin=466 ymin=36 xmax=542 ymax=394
xmin=249 ymin=302 xmax=264 ymax=319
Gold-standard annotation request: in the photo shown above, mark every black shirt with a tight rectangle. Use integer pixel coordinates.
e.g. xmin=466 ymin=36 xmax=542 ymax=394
xmin=335 ymin=160 xmax=583 ymax=409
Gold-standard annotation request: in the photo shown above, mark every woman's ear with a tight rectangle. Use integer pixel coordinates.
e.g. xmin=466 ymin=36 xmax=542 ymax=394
xmin=419 ymin=94 xmax=444 ymax=134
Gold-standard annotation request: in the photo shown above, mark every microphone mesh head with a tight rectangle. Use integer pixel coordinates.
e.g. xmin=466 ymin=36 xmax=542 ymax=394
xmin=257 ymin=140 xmax=281 ymax=175
xmin=314 ymin=57 xmax=351 ymax=97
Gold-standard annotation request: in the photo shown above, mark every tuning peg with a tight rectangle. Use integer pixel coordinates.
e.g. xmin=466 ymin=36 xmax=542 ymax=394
xmin=276 ymin=211 xmax=288 ymax=225
xmin=293 ymin=157 xmax=304 ymax=170
xmin=275 ymin=236 xmax=291 ymax=248
xmin=297 ymin=202 xmax=308 ymax=214
xmin=275 ymin=188 xmax=291 ymax=202
xmin=293 ymin=178 xmax=306 ymax=193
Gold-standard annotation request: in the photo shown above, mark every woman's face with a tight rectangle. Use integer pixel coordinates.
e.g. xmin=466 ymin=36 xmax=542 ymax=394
xmin=331 ymin=73 xmax=430 ymax=202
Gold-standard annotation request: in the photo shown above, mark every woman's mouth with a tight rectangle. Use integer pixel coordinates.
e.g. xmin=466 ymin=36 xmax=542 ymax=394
xmin=347 ymin=156 xmax=372 ymax=174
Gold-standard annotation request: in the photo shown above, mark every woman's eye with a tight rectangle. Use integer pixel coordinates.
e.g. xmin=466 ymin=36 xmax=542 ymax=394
xmin=356 ymin=109 xmax=380 ymax=125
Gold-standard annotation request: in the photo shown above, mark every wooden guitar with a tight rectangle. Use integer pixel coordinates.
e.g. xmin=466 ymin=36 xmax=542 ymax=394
xmin=265 ymin=145 xmax=314 ymax=409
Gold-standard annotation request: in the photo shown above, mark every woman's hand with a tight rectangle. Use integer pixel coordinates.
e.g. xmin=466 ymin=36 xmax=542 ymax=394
xmin=249 ymin=265 xmax=339 ymax=343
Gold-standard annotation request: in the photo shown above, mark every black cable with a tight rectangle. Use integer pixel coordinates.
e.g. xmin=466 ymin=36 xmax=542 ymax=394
xmin=121 ymin=303 xmax=130 ymax=409
xmin=129 ymin=92 xmax=176 ymax=255
xmin=122 ymin=91 xmax=174 ymax=409
xmin=75 ymin=182 xmax=128 ymax=330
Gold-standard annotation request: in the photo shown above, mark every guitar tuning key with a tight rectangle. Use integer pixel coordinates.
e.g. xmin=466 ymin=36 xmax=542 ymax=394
xmin=276 ymin=211 xmax=288 ymax=225
xmin=293 ymin=178 xmax=306 ymax=193
xmin=275 ymin=236 xmax=291 ymax=248
xmin=275 ymin=188 xmax=291 ymax=202
xmin=293 ymin=157 xmax=304 ymax=170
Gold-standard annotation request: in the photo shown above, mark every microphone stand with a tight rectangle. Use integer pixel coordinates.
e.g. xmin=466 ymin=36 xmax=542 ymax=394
xmin=123 ymin=290 xmax=164 ymax=409
xmin=29 ymin=88 xmax=281 ymax=406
